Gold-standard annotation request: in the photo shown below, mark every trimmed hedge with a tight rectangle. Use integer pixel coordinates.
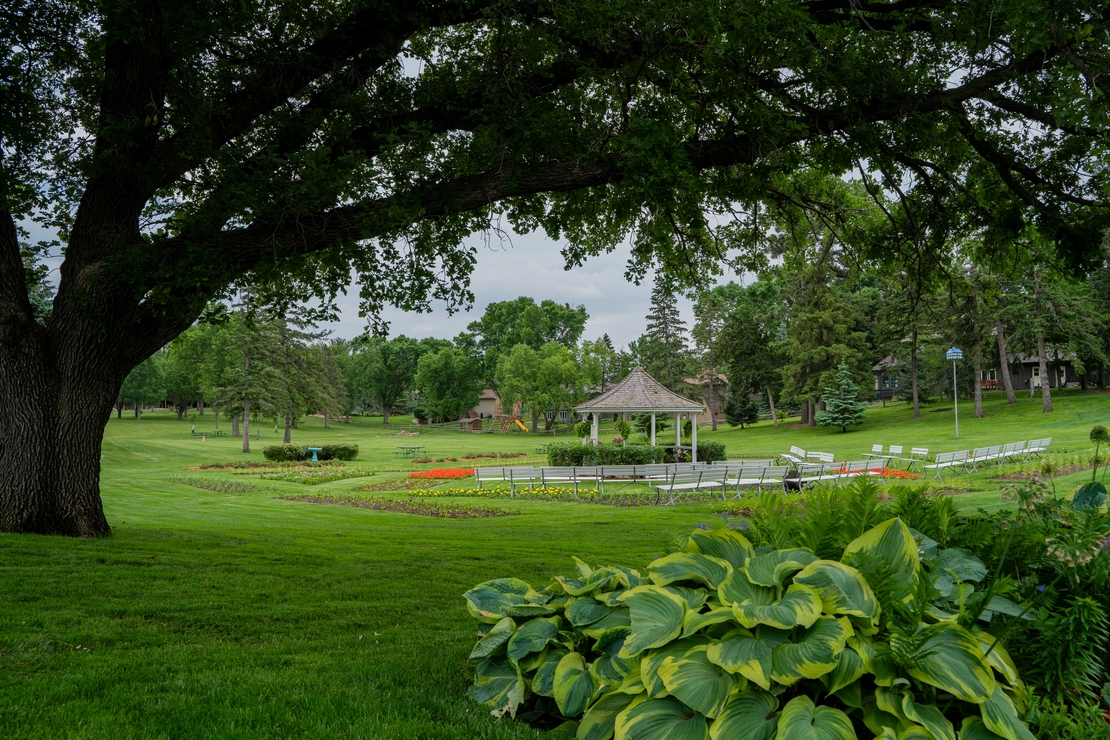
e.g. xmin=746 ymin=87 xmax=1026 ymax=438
xmin=665 ymin=440 xmax=726 ymax=463
xmin=546 ymin=443 xmax=665 ymax=466
xmin=262 ymin=443 xmax=359 ymax=462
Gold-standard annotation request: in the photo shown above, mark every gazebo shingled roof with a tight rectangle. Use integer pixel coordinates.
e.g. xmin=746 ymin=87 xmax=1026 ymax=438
xmin=575 ymin=366 xmax=704 ymax=413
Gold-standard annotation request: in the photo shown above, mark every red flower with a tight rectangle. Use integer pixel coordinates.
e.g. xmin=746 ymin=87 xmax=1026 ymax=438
xmin=409 ymin=468 xmax=475 ymax=480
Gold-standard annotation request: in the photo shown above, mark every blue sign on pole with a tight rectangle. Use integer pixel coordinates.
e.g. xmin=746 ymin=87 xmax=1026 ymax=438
xmin=946 ymin=348 xmax=962 ymax=438
xmin=946 ymin=347 xmax=963 ymax=361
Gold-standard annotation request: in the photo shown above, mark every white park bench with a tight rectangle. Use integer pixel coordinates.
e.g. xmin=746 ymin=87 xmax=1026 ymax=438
xmin=540 ymin=466 xmax=600 ymax=495
xmin=904 ymin=447 xmax=928 ymax=472
xmin=796 ymin=462 xmax=842 ymax=488
xmin=807 ymin=451 xmax=835 ymax=463
xmin=923 ymin=450 xmax=970 ymax=478
xmin=781 ymin=446 xmax=808 ymax=465
xmin=1026 ymin=438 xmax=1051 ymax=458
xmin=968 ymin=445 xmax=1003 ymax=470
xmin=650 ymin=468 xmax=728 ymax=504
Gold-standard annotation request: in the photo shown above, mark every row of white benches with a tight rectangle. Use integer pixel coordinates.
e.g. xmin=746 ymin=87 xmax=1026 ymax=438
xmin=923 ymin=439 xmax=1051 ymax=478
xmin=864 ymin=445 xmax=930 ymax=472
xmin=780 ymin=446 xmax=834 ymax=465
xmin=475 ymin=461 xmax=780 ymax=495
xmin=649 ymin=459 xmax=892 ymax=504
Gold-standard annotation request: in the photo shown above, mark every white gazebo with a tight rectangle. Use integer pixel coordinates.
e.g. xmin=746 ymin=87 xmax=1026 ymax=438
xmin=574 ymin=366 xmax=706 ymax=462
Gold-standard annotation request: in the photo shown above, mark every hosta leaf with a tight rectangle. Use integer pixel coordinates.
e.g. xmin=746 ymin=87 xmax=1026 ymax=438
xmin=507 ymin=616 xmax=560 ymax=663
xmin=980 ymin=686 xmax=1035 ymax=740
xmin=592 ymin=627 xmax=635 ymax=686
xmin=682 ymin=607 xmax=735 ymax=638
xmin=584 ymin=609 xmax=633 ymax=638
xmin=613 ymin=566 xmax=643 ymax=590
xmin=533 ymin=649 xmax=569 ymax=697
xmin=554 ymin=652 xmax=598 ymax=719
xmin=901 ymin=692 xmax=956 ymax=740
xmin=574 ymin=556 xmax=594 ymax=579
xmin=649 ymin=553 xmax=733 ymax=590
xmin=687 ymin=528 xmax=756 ymax=570
xmin=818 ymin=641 xmax=866 ymax=695
xmin=657 ymin=645 xmax=740 ymax=719
xmin=597 ymin=590 xmax=629 ymax=607
xmin=874 ymin=688 xmax=910 ymax=723
xmin=465 ymin=579 xmax=554 ymax=623
xmin=468 ymin=656 xmax=526 ymax=718
xmin=743 ymin=549 xmax=818 ymax=588
xmin=861 ymin=696 xmax=903 ymax=737
xmin=469 ymin=617 xmax=516 ymax=661
xmin=578 ymin=689 xmax=638 ymax=740
xmin=849 ymin=635 xmax=898 ymax=687
xmin=793 ymin=560 xmax=881 ymax=634
xmin=974 ymin=633 xmax=1021 ymax=688
xmin=614 ymin=696 xmax=709 ymax=740
xmin=979 ymin=596 xmax=1032 ymax=622
xmin=899 ymin=728 xmax=936 ymax=740
xmin=958 ymin=717 xmax=1007 ymax=740
xmin=641 ymin=637 xmax=711 ymax=697
xmin=770 ymin=616 xmax=852 ymax=685
xmin=733 ymin=584 xmax=822 ymax=630
xmin=569 ymin=597 xmax=613 ymax=627
xmin=718 ymin=570 xmax=776 ymax=609
xmin=1073 ymin=480 xmax=1108 ymax=510
xmin=708 ymin=690 xmax=779 ymax=740
xmin=561 ymin=567 xmax=622 ymax=596
xmin=932 ymin=549 xmax=988 ymax=598
xmin=905 ymin=622 xmax=995 ymax=703
xmin=706 ymin=627 xmax=788 ymax=691
xmin=830 ymin=680 xmax=863 ymax=709
xmin=842 ymin=519 xmax=919 ymax=603
xmin=619 ymin=586 xmax=689 ymax=659
xmin=670 ymin=586 xmax=710 ymax=611
xmin=775 ymin=696 xmax=856 ymax=740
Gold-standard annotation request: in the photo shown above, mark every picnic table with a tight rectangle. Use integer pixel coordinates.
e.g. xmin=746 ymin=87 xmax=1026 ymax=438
xmin=192 ymin=430 xmax=225 ymax=438
xmin=396 ymin=445 xmax=425 ymax=457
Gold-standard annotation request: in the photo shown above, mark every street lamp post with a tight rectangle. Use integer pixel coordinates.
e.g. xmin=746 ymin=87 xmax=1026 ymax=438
xmin=946 ymin=347 xmax=963 ymax=438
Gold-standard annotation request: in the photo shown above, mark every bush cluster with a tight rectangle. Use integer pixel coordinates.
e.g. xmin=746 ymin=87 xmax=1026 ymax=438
xmin=262 ymin=443 xmax=359 ymax=462
xmin=546 ymin=443 xmax=666 ymax=466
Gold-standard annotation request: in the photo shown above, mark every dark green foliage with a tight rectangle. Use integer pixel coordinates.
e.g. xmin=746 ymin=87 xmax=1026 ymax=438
xmin=815 ymin=364 xmax=868 ymax=432
xmin=1075 ymin=481 xmax=1109 ymax=510
xmin=465 ymin=298 xmax=588 ymax=385
xmin=545 ymin=443 xmax=665 ymax=466
xmin=631 ymin=414 xmax=670 ymax=434
xmin=414 ymin=348 xmax=483 ymax=421
xmin=664 ymin=441 xmax=726 ymax=464
xmin=1023 ymin=695 xmax=1110 ymax=740
xmin=262 ymin=443 xmax=358 ymax=462
xmin=723 ymin=397 xmax=760 ymax=428
xmin=1025 ymin=597 xmax=1110 ymax=703
xmin=630 ymin=276 xmax=694 ymax=392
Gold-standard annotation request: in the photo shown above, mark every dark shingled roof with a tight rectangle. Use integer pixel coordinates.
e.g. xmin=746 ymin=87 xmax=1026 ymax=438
xmin=575 ymin=366 xmax=704 ymax=413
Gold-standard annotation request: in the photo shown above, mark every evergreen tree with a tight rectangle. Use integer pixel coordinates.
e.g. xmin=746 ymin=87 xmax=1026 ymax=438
xmin=815 ymin=364 xmax=868 ymax=432
xmin=723 ymin=396 xmax=760 ymax=429
xmin=631 ymin=274 xmax=692 ymax=390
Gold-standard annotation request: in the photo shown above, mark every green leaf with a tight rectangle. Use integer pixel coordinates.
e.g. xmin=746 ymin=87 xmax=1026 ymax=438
xmin=533 ymin=649 xmax=569 ymax=697
xmin=770 ymin=616 xmax=852 ymax=685
xmin=574 ymin=556 xmax=594 ymax=579
xmin=980 ymin=686 xmax=1036 ymax=740
xmin=933 ymin=549 xmax=988 ymax=591
xmin=775 ymin=696 xmax=856 ymax=740
xmin=743 ymin=549 xmax=818 ymax=588
xmin=507 ymin=616 xmax=560 ymax=663
xmin=901 ymin=692 xmax=956 ymax=740
xmin=614 ymin=696 xmax=709 ymax=740
xmin=842 ymin=519 xmax=920 ymax=602
xmin=973 ymin=633 xmax=1021 ymax=688
xmin=592 ymin=627 xmax=636 ymax=686
xmin=669 ymin=586 xmax=710 ymax=611
xmin=905 ymin=622 xmax=995 ymax=703
xmin=682 ymin=607 xmax=735 ymax=638
xmin=619 ymin=586 xmax=689 ymax=659
xmin=649 ymin=553 xmax=733 ymax=590
xmin=1073 ymin=481 xmax=1108 ymax=510
xmin=554 ymin=652 xmax=598 ymax=719
xmin=708 ymin=690 xmax=779 ymax=740
xmin=657 ymin=645 xmax=739 ymax=719
xmin=706 ymin=626 xmax=788 ymax=691
xmin=861 ymin=695 xmax=903 ymax=737
xmin=819 ymin=643 xmax=865 ymax=695
xmin=980 ymin=596 xmax=1032 ymax=622
xmin=465 ymin=579 xmax=554 ymax=622
xmin=569 ymin=597 xmax=614 ymax=627
xmin=848 ymin=635 xmax=898 ymax=687
xmin=469 ymin=616 xmax=516 ymax=661
xmin=958 ymin=717 xmax=1007 ymax=740
xmin=687 ymin=528 xmax=756 ymax=570
xmin=468 ymin=656 xmax=526 ymax=717
xmin=578 ymin=689 xmax=638 ymax=740
xmin=641 ymin=637 xmax=711 ymax=697
xmin=793 ymin=560 xmax=881 ymax=634
xmin=583 ymin=608 xmax=633 ymax=638
xmin=560 ymin=567 xmax=623 ymax=596
xmin=718 ymin=570 xmax=776 ymax=609
xmin=733 ymin=584 xmax=822 ymax=630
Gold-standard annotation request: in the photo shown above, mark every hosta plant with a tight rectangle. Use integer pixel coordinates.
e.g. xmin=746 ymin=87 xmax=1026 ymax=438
xmin=463 ymin=519 xmax=1036 ymax=740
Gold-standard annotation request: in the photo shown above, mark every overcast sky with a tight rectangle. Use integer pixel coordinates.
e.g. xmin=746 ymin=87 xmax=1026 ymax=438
xmin=24 ymin=220 xmax=752 ymax=349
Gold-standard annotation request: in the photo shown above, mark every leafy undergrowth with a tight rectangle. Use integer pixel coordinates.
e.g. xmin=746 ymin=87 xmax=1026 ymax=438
xmin=258 ymin=469 xmax=373 ymax=485
xmin=165 ymin=476 xmax=278 ymax=494
xmin=282 ymin=493 xmax=514 ymax=518
xmin=411 ymin=485 xmax=727 ymax=506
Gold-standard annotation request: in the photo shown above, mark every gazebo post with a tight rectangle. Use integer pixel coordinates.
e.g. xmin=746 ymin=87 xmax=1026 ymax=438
xmin=692 ymin=414 xmax=698 ymax=463
xmin=675 ymin=412 xmax=680 ymax=459
xmin=591 ymin=413 xmax=599 ymax=444
xmin=650 ymin=413 xmax=656 ymax=446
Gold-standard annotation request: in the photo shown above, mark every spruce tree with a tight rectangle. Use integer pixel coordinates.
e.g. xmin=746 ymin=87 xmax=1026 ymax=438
xmin=815 ymin=364 xmax=869 ymax=432
xmin=723 ymin=396 xmax=760 ymax=429
xmin=632 ymin=275 xmax=692 ymax=390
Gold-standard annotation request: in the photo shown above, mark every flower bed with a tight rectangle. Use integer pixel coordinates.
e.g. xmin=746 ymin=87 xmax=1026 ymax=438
xmin=281 ymin=493 xmax=512 ymax=518
xmin=409 ymin=467 xmax=474 ymax=480
xmin=166 ymin=476 xmax=277 ymax=494
xmin=354 ymin=478 xmax=442 ymax=493
xmin=259 ymin=469 xmax=373 ymax=485
xmin=190 ymin=460 xmax=345 ymax=470
xmin=410 ymin=485 xmax=725 ymax=506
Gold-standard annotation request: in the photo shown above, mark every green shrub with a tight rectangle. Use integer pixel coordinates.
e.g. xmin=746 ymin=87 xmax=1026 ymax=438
xmin=463 ymin=518 xmax=1037 ymax=738
xmin=1023 ymin=694 xmax=1110 ymax=740
xmin=574 ymin=421 xmax=592 ymax=438
xmin=663 ymin=441 xmax=726 ymax=463
xmin=261 ymin=443 xmax=358 ymax=461
xmin=546 ymin=442 xmax=665 ymax=466
xmin=263 ymin=444 xmax=308 ymax=462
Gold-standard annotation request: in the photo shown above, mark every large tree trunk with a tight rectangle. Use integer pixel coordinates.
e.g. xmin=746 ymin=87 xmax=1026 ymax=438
xmin=973 ymin=339 xmax=984 ymax=418
xmin=808 ymin=399 xmax=817 ymax=427
xmin=1035 ymin=282 xmax=1053 ymax=413
xmin=283 ymin=413 xmax=292 ymax=443
xmin=381 ymin=406 xmax=390 ymax=424
xmin=766 ymin=386 xmax=779 ymax=428
xmin=707 ymin=377 xmax=718 ymax=432
xmin=134 ymin=404 xmax=140 ymax=420
xmin=911 ymin=328 xmax=921 ymax=419
xmin=530 ymin=407 xmax=539 ymax=433
xmin=996 ymin=321 xmax=1017 ymax=404
xmin=231 ymin=414 xmax=239 ymax=437
xmin=324 ymin=411 xmax=330 ymax=429
xmin=116 ymin=403 xmax=123 ymax=418
xmin=242 ymin=397 xmax=251 ymax=452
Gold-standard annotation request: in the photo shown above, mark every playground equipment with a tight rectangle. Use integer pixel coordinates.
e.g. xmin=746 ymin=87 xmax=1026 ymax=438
xmin=497 ymin=415 xmax=530 ymax=433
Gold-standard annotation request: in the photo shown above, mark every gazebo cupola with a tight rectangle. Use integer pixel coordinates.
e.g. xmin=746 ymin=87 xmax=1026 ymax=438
xmin=574 ymin=366 xmax=706 ymax=461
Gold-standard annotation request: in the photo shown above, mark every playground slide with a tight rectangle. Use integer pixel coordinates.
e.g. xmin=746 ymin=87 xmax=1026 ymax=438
xmin=514 ymin=419 xmax=529 ymax=432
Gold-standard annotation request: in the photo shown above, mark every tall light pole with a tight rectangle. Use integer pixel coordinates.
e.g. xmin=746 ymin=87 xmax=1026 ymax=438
xmin=946 ymin=347 xmax=963 ymax=438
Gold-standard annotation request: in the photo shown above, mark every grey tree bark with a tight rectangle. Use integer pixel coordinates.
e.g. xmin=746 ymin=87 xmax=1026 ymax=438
xmin=973 ymin=339 xmax=984 ymax=418
xmin=766 ymin=386 xmax=779 ymax=428
xmin=911 ymin=328 xmax=921 ymax=419
xmin=996 ymin=321 xmax=1017 ymax=404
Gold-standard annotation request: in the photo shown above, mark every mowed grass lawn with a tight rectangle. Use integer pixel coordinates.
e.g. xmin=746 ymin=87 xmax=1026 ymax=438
xmin=0 ymin=389 xmax=1106 ymax=739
